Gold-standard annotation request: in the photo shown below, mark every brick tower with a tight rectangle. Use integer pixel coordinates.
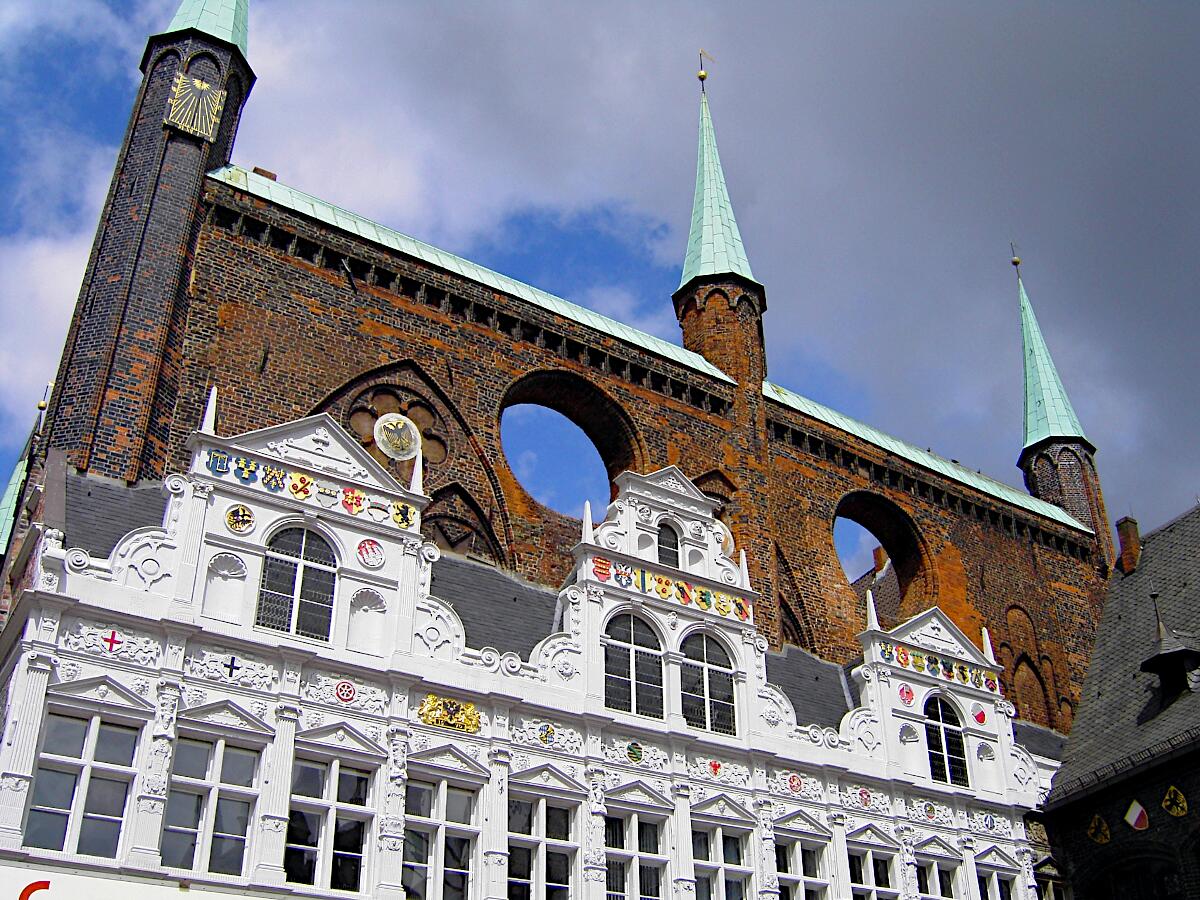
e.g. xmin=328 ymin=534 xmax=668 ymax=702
xmin=1015 ymin=269 xmax=1115 ymax=568
xmin=41 ymin=0 xmax=254 ymax=483
xmin=670 ymin=81 xmax=778 ymax=637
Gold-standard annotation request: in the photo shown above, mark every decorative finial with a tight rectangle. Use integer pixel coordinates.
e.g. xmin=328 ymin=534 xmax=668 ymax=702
xmin=581 ymin=500 xmax=594 ymax=544
xmin=698 ymin=49 xmax=715 ymax=91
xmin=1010 ymin=242 xmax=1022 ymax=274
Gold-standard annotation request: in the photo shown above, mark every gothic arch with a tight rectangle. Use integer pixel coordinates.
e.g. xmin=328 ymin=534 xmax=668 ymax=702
xmin=832 ymin=490 xmax=936 ymax=612
xmin=1011 ymin=654 xmax=1052 ymax=728
xmin=498 ymin=369 xmax=645 ymax=490
xmin=775 ymin=545 xmax=816 ymax=651
xmin=424 ymin=483 xmax=504 ymax=564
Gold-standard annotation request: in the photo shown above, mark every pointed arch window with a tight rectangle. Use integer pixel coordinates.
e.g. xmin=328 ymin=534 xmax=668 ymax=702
xmin=657 ymin=524 xmax=679 ymax=568
xmin=924 ymin=696 xmax=968 ymax=787
xmin=256 ymin=527 xmax=338 ymax=641
xmin=603 ymin=615 xmax=664 ymax=719
xmin=680 ymin=634 xmax=736 ymax=735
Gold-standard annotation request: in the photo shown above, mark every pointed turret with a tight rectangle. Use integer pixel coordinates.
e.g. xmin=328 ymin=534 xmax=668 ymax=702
xmin=155 ymin=0 xmax=249 ymax=62
xmin=679 ymin=93 xmax=757 ymax=292
xmin=1012 ymin=258 xmax=1114 ymax=564
xmin=1019 ymin=277 xmax=1088 ymax=452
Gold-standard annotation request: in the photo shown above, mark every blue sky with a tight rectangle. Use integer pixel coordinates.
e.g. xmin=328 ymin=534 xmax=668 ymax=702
xmin=4 ymin=1 xmax=1200 ymax=580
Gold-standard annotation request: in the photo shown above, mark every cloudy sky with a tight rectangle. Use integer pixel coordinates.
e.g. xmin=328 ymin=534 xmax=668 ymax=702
xmin=2 ymin=1 xmax=1198 ymax=573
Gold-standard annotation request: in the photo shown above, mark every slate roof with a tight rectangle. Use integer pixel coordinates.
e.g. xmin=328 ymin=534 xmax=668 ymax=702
xmin=766 ymin=645 xmax=853 ymax=729
xmin=62 ymin=474 xmax=169 ymax=559
xmin=430 ymin=553 xmax=559 ymax=658
xmin=1048 ymin=503 xmax=1200 ymax=805
xmin=1013 ymin=721 xmax=1067 ymax=762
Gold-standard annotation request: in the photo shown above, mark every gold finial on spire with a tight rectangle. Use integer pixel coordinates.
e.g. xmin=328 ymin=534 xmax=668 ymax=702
xmin=699 ymin=49 xmax=715 ymax=90
xmin=1010 ymin=242 xmax=1022 ymax=274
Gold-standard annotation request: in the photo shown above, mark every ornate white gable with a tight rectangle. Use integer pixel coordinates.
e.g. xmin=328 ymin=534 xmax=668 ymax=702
xmin=845 ymin=822 xmax=901 ymax=849
xmin=617 ymin=466 xmax=715 ymax=510
xmin=975 ymin=845 xmax=1021 ymax=869
xmin=915 ymin=835 xmax=961 ymax=859
xmin=408 ymin=743 xmax=490 ymax=779
xmin=47 ymin=674 xmax=154 ymax=711
xmin=691 ymin=792 xmax=756 ymax=825
xmin=886 ymin=608 xmax=991 ymax=665
xmin=296 ymin=721 xmax=387 ymax=757
xmin=177 ymin=699 xmax=274 ymax=735
xmin=605 ymin=779 xmax=673 ymax=810
xmin=773 ymin=807 xmax=832 ymax=838
xmin=508 ymin=763 xmax=587 ymax=795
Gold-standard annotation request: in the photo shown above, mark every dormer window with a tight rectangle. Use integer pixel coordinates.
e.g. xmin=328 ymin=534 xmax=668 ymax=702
xmin=680 ymin=634 xmax=736 ymax=735
xmin=256 ymin=527 xmax=338 ymax=641
xmin=924 ymin=696 xmax=969 ymax=787
xmin=603 ymin=614 xmax=664 ymax=719
xmin=657 ymin=524 xmax=680 ymax=568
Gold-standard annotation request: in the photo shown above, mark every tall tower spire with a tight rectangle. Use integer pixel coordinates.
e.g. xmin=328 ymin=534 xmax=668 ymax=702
xmin=1012 ymin=257 xmax=1114 ymax=565
xmin=158 ymin=0 xmax=250 ymax=61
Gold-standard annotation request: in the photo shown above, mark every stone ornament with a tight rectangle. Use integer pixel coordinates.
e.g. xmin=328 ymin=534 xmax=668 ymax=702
xmin=417 ymin=693 xmax=481 ymax=733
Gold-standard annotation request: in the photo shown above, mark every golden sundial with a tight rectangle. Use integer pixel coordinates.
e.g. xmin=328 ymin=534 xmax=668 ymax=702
xmin=164 ymin=71 xmax=226 ymax=142
xmin=373 ymin=413 xmax=421 ymax=461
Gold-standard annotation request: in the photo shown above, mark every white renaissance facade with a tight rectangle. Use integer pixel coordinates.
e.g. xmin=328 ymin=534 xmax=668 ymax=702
xmin=0 ymin=409 xmax=1054 ymax=900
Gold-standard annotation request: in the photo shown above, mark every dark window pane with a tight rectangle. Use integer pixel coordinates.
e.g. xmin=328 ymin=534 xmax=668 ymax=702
xmin=509 ymin=884 xmax=532 ymax=900
xmin=605 ymin=816 xmax=625 ymax=849
xmin=164 ymin=790 xmax=203 ymax=829
xmin=94 ymin=723 xmax=139 ymax=766
xmin=402 ymin=864 xmax=428 ymax=899
xmin=404 ymin=828 xmax=429 ymax=863
xmin=31 ymin=767 xmax=77 ymax=810
xmin=640 ymin=864 xmax=662 ymax=897
xmin=696 ymin=875 xmax=712 ymax=900
xmin=722 ymin=834 xmax=742 ymax=864
xmin=446 ymin=788 xmax=473 ymax=824
xmin=918 ymin=866 xmax=930 ymax=893
xmin=705 ymin=637 xmax=732 ymax=668
xmin=682 ymin=693 xmax=707 ymax=728
xmin=692 ymin=829 xmax=710 ymax=860
xmin=221 ymin=746 xmax=258 ymax=787
xmin=284 ymin=846 xmax=317 ymax=884
xmin=44 ymin=715 xmax=88 ymax=758
xmin=605 ymin=645 xmax=631 ymax=677
xmin=634 ymin=651 xmax=663 ymax=685
xmin=331 ymin=852 xmax=363 ymax=891
xmin=710 ymin=671 xmax=735 ymax=703
xmin=24 ymin=810 xmax=69 ymax=850
xmin=173 ymin=739 xmax=211 ymax=779
xmin=547 ymin=850 xmax=571 ymax=885
xmin=631 ymin=617 xmax=660 ymax=649
xmin=291 ymin=761 xmax=326 ymax=798
xmin=405 ymin=782 xmax=434 ymax=818
xmin=209 ymin=835 xmax=246 ymax=875
xmin=711 ymin=701 xmax=736 ymax=736
xmin=939 ymin=868 xmax=956 ymax=896
xmin=270 ymin=528 xmax=305 ymax=559
xmin=873 ymin=856 xmax=891 ymax=888
xmin=546 ymin=805 xmax=571 ymax=840
xmin=680 ymin=663 xmax=705 ymax=693
xmin=301 ymin=531 xmax=336 ymax=566
xmin=334 ymin=817 xmax=365 ymax=852
xmin=635 ymin=681 xmax=663 ymax=719
xmin=657 ymin=525 xmax=679 ymax=568
xmin=160 ymin=828 xmax=197 ymax=868
xmin=606 ymin=674 xmax=632 ymax=711
xmin=443 ymin=870 xmax=468 ymax=900
xmin=606 ymin=615 xmax=632 ymax=643
xmin=849 ymin=853 xmax=865 ymax=885
xmin=606 ymin=859 xmax=626 ymax=892
xmin=84 ymin=777 xmax=128 ymax=817
xmin=509 ymin=844 xmax=532 ymax=879
xmin=445 ymin=835 xmax=472 ymax=870
xmin=78 ymin=816 xmax=122 ymax=857
xmin=338 ymin=767 xmax=370 ymax=805
xmin=725 ymin=878 xmax=745 ymax=900
xmin=296 ymin=598 xmax=333 ymax=640
xmin=286 ymin=809 xmax=321 ymax=847
xmin=776 ymin=842 xmax=791 ymax=873
xmin=261 ymin=555 xmax=298 ymax=594
xmin=802 ymin=846 xmax=819 ymax=877
xmin=638 ymin=820 xmax=659 ymax=853
xmin=509 ymin=798 xmax=534 ymax=834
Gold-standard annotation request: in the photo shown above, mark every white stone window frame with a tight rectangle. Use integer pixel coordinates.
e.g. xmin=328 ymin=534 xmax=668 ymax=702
xmin=914 ymin=853 xmax=959 ymax=899
xmin=402 ymin=771 xmax=483 ymax=900
xmin=976 ymin=866 xmax=1018 ymax=900
xmin=285 ymin=749 xmax=377 ymax=893
xmin=846 ymin=843 xmax=900 ymax=900
xmin=773 ymin=821 xmax=832 ymax=900
xmin=677 ymin=628 xmax=739 ymax=736
xmin=505 ymin=789 xmax=580 ymax=899
xmin=923 ymin=693 xmax=970 ymax=789
xmin=656 ymin=520 xmax=682 ymax=569
xmin=24 ymin=704 xmax=147 ymax=859
xmin=603 ymin=801 xmax=671 ymax=900
xmin=602 ymin=610 xmax=667 ymax=721
xmin=253 ymin=521 xmax=342 ymax=644
xmin=691 ymin=818 xmax=754 ymax=900
xmin=160 ymin=730 xmax=266 ymax=877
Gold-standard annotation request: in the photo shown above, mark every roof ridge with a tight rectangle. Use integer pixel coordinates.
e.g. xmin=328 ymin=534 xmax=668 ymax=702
xmin=1138 ymin=501 xmax=1200 ymax=545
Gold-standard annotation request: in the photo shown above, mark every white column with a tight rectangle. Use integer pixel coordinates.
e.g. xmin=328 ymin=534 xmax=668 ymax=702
xmin=0 ymin=649 xmax=56 ymax=848
xmin=673 ymin=783 xmax=697 ymax=898
xmin=375 ymin=723 xmax=409 ymax=900
xmin=483 ymin=746 xmax=511 ymax=900
xmin=126 ymin=678 xmax=182 ymax=866
xmin=252 ymin=700 xmax=301 ymax=884
xmin=827 ymin=812 xmax=852 ymax=899
xmin=755 ymin=797 xmax=780 ymax=900
xmin=959 ymin=836 xmax=982 ymax=900
xmin=1016 ymin=846 xmax=1039 ymax=900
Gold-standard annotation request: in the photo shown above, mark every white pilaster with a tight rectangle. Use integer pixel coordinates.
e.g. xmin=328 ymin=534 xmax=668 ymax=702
xmin=0 ymin=649 xmax=56 ymax=848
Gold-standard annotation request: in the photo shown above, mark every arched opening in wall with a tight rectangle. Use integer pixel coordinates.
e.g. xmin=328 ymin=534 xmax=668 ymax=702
xmin=831 ymin=491 xmax=931 ymax=628
xmin=499 ymin=371 xmax=640 ymax=518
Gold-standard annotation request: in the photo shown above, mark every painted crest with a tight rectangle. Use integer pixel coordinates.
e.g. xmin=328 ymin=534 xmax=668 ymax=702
xmin=356 ymin=539 xmax=385 ymax=569
xmin=366 ymin=498 xmax=390 ymax=522
xmin=971 ymin=703 xmax=987 ymax=725
xmin=392 ymin=502 xmax=416 ymax=528
xmin=206 ymin=449 xmax=231 ymax=476
xmin=232 ymin=456 xmax=258 ymax=483
xmin=787 ymin=773 xmax=804 ymax=794
xmin=626 ymin=742 xmax=643 ymax=764
xmin=1163 ymin=786 xmax=1188 ymax=817
xmin=537 ymin=723 xmax=555 ymax=745
xmin=224 ymin=504 xmax=255 ymax=534
xmin=1124 ymin=800 xmax=1149 ymax=831
xmin=261 ymin=465 xmax=287 ymax=492
xmin=373 ymin=413 xmax=421 ymax=461
xmin=315 ymin=481 xmax=340 ymax=508
xmin=289 ymin=472 xmax=314 ymax=500
xmin=858 ymin=787 xmax=872 ymax=808
xmin=334 ymin=680 xmax=357 ymax=704
xmin=592 ymin=557 xmax=612 ymax=582
xmin=614 ymin=564 xmax=633 ymax=588
xmin=708 ymin=760 xmax=722 ymax=777
xmin=1087 ymin=813 xmax=1110 ymax=844
xmin=898 ymin=684 xmax=914 ymax=706
xmin=342 ymin=488 xmax=366 ymax=515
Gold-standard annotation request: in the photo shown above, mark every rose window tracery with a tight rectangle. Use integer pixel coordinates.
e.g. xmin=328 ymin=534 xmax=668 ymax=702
xmin=347 ymin=386 xmax=449 ymax=473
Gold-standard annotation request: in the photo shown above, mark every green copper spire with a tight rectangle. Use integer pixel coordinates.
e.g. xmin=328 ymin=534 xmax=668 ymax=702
xmin=1019 ymin=275 xmax=1088 ymax=450
xmin=159 ymin=0 xmax=249 ymax=59
xmin=679 ymin=92 xmax=756 ymax=290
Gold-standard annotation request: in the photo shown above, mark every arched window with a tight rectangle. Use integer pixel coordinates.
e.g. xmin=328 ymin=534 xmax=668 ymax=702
xmin=924 ymin=696 xmax=968 ymax=786
xmin=657 ymin=524 xmax=679 ymax=568
xmin=255 ymin=527 xmax=338 ymax=641
xmin=603 ymin=614 xmax=663 ymax=719
xmin=680 ymin=634 xmax=736 ymax=735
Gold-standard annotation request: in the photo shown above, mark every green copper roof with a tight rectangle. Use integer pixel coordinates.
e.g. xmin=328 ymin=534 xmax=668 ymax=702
xmin=159 ymin=0 xmax=248 ymax=58
xmin=208 ymin=165 xmax=734 ymax=384
xmin=1019 ymin=277 xmax=1087 ymax=451
xmin=678 ymin=93 xmax=756 ymax=290
xmin=764 ymin=380 xmax=1091 ymax=533
xmin=0 ymin=454 xmax=27 ymax=552
xmin=207 ymin=164 xmax=1087 ymax=533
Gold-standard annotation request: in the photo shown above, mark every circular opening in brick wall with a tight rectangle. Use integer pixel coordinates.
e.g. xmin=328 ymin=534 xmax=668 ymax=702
xmin=832 ymin=491 xmax=932 ymax=627
xmin=500 ymin=406 xmax=609 ymax=516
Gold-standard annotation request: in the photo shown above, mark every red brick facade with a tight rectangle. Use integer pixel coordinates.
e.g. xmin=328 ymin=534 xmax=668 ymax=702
xmin=23 ymin=26 xmax=1111 ymax=733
